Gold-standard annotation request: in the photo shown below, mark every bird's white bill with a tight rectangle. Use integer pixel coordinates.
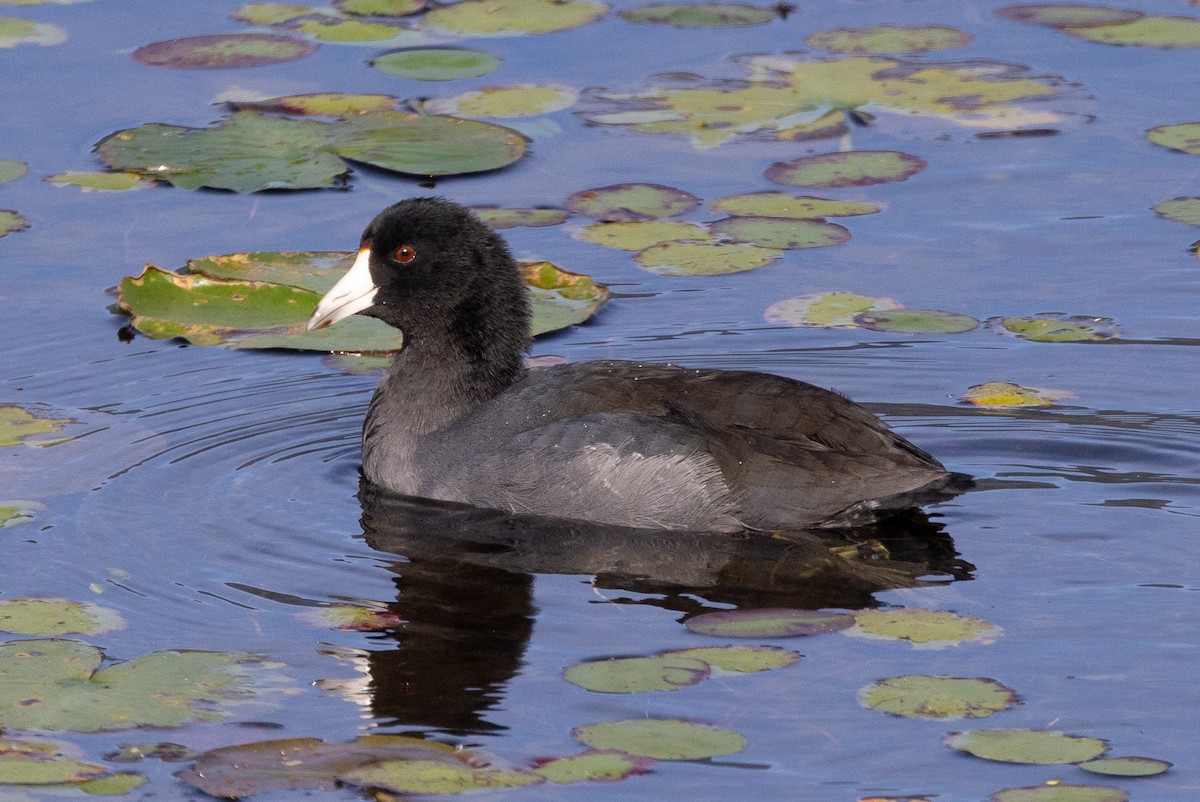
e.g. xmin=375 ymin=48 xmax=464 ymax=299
xmin=307 ymin=247 xmax=378 ymax=331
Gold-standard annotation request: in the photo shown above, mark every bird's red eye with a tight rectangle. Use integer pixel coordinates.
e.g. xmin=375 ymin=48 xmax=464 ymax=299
xmin=395 ymin=245 xmax=416 ymax=264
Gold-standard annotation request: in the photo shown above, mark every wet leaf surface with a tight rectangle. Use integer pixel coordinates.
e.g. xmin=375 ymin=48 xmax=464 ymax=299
xmin=805 ymin=24 xmax=972 ymax=54
xmin=234 ymin=92 xmax=400 ymax=116
xmin=858 ymin=675 xmax=1018 ymax=719
xmin=660 ymin=645 xmax=801 ymax=672
xmin=1078 ymin=756 xmax=1172 ymax=776
xmin=339 ymin=759 xmax=543 ymax=794
xmin=372 ymin=47 xmax=500 ymax=80
xmin=573 ymin=718 xmax=747 ymax=760
xmin=335 ymin=0 xmax=425 ymax=16
xmin=0 ymin=406 xmax=71 ymax=446
xmin=995 ymin=4 xmax=1143 ymax=28
xmin=710 ymin=192 xmax=881 ymax=219
xmin=618 ymin=2 xmax=774 ymax=28
xmin=849 ymin=608 xmax=1003 ymax=647
xmin=309 ymin=604 xmax=404 ymax=631
xmin=945 ymin=729 xmax=1108 ymax=764
xmin=765 ymin=292 xmax=902 ymax=328
xmin=566 ymin=183 xmax=699 ymax=221
xmin=77 ymin=772 xmax=146 ymax=794
xmin=992 ymin=314 xmax=1119 ymax=342
xmin=422 ymin=0 xmax=607 ymax=35
xmin=472 ymin=206 xmax=570 ymax=228
xmin=131 ymin=33 xmax=318 ymax=68
xmin=854 ymin=309 xmax=979 ymax=334
xmin=0 ymin=209 xmax=30 ymax=236
xmin=634 ymin=240 xmax=782 ymax=275
xmin=684 ymin=608 xmax=855 ymax=637
xmin=1152 ymin=196 xmax=1200 ymax=225
xmin=1146 ymin=121 xmax=1200 ymax=154
xmin=0 ymin=158 xmax=26 ymax=184
xmin=0 ymin=743 xmax=108 ymax=785
xmin=293 ymin=18 xmax=405 ymax=41
xmin=0 ymin=16 xmax=66 ymax=47
xmin=0 ymin=599 xmax=124 ymax=636
xmin=45 ymin=171 xmax=148 ymax=191
xmin=990 ymin=786 xmax=1128 ymax=802
xmin=532 ymin=751 xmax=653 ymax=783
xmin=1062 ymin=15 xmax=1200 ymax=47
xmin=563 ymin=655 xmax=710 ymax=693
xmin=710 ymin=216 xmax=851 ymax=249
xmin=961 ymin=381 xmax=1070 ymax=407
xmin=577 ymin=219 xmax=709 ymax=250
xmin=767 ymin=151 xmax=927 ymax=188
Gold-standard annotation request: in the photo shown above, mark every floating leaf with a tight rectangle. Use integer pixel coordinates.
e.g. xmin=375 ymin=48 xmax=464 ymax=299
xmin=577 ymin=220 xmax=709 ymax=250
xmin=78 ymin=773 xmax=147 ymax=795
xmin=849 ymin=608 xmax=1003 ymax=647
xmin=132 ymin=33 xmax=318 ymax=68
xmin=0 ymin=16 xmax=66 ymax=47
xmin=1078 ymin=756 xmax=1172 ymax=777
xmin=339 ymin=760 xmax=542 ymax=794
xmin=995 ymin=5 xmax=1142 ymax=28
xmin=858 ymin=675 xmax=1018 ymax=719
xmin=426 ymin=84 xmax=578 ymax=117
xmin=0 ymin=406 xmax=70 ymax=447
xmin=564 ymin=655 xmax=710 ymax=693
xmin=711 ymin=192 xmax=880 ymax=219
xmin=566 ymin=183 xmax=699 ymax=221
xmin=1062 ymin=16 xmax=1200 ymax=47
xmin=234 ymin=92 xmax=400 ymax=116
xmin=104 ymin=742 xmax=196 ymax=764
xmin=685 ymin=608 xmax=855 ymax=638
xmin=309 ymin=605 xmax=404 ymax=631
xmin=855 ymin=309 xmax=979 ymax=334
xmin=1147 ymin=121 xmax=1200 ymax=154
xmin=961 ymin=381 xmax=1069 ymax=407
xmin=522 ymin=260 xmax=611 ymax=336
xmin=1 ymin=500 xmax=42 ymax=528
xmin=0 ymin=209 xmax=29 ymax=236
xmin=805 ymin=24 xmax=972 ymax=54
xmin=0 ymin=158 xmax=26 ymax=184
xmin=293 ymin=18 xmax=404 ymax=41
xmin=371 ymin=47 xmax=500 ymax=80
xmin=0 ymin=599 xmax=125 ymax=636
xmin=660 ymin=645 xmax=800 ymax=672
xmin=0 ymin=749 xmax=107 ymax=785
xmin=618 ymin=2 xmax=773 ymax=27
xmin=947 ymin=729 xmax=1107 ymax=764
xmin=472 ymin=206 xmax=570 ymax=228
xmin=765 ymin=292 xmax=901 ymax=328
xmin=767 ymin=151 xmax=926 ymax=188
xmin=533 ymin=751 xmax=653 ymax=784
xmin=231 ymin=3 xmax=321 ymax=25
xmin=635 ymin=241 xmax=782 ymax=275
xmin=325 ymin=111 xmax=528 ymax=176
xmin=574 ymin=719 xmax=747 ymax=760
xmin=990 ymin=785 xmax=1128 ymax=802
xmin=993 ymin=314 xmax=1119 ymax=342
xmin=423 ymin=0 xmax=607 ymax=35
xmin=335 ymin=0 xmax=424 ymax=16
xmin=710 ymin=216 xmax=850 ymax=249
xmin=1153 ymin=196 xmax=1200 ymax=225
xmin=46 ymin=171 xmax=147 ymax=191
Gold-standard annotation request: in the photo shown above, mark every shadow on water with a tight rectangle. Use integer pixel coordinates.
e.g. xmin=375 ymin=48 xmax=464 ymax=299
xmin=354 ymin=478 xmax=974 ymax=735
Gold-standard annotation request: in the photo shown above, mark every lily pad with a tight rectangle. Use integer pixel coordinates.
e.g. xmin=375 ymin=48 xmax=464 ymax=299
xmin=993 ymin=314 xmax=1119 ymax=342
xmin=132 ymin=33 xmax=318 ymax=68
xmin=1062 ymin=16 xmax=1200 ymax=47
xmin=577 ymin=219 xmax=709 ymax=250
xmin=0 ymin=743 xmax=108 ymax=785
xmin=46 ymin=171 xmax=148 ymax=191
xmin=335 ymin=0 xmax=424 ymax=16
xmin=231 ymin=3 xmax=321 ymax=25
xmin=660 ymin=645 xmax=800 ymax=672
xmin=618 ymin=2 xmax=773 ymax=27
xmin=1078 ymin=756 xmax=1172 ymax=777
xmin=1 ymin=500 xmax=42 ymax=528
xmin=946 ymin=729 xmax=1108 ymax=764
xmin=635 ymin=240 xmax=782 ymax=275
xmin=1153 ymin=197 xmax=1200 ymax=225
xmin=423 ymin=0 xmax=607 ymax=35
xmin=426 ymin=84 xmax=578 ymax=117
xmin=1147 ymin=121 xmax=1200 ymax=154
xmin=0 ymin=17 xmax=66 ymax=47
xmin=990 ymin=785 xmax=1128 ymax=802
xmin=0 ymin=599 xmax=124 ymax=636
xmin=574 ymin=719 xmax=747 ymax=760
xmin=293 ymin=18 xmax=404 ymax=41
xmin=0 ymin=209 xmax=29 ymax=236
xmin=765 ymin=292 xmax=902 ymax=328
xmin=0 ymin=638 xmax=271 ymax=732
xmin=767 ymin=151 xmax=926 ymax=188
xmin=961 ymin=381 xmax=1069 ymax=407
xmin=995 ymin=5 xmax=1143 ymax=28
xmin=371 ymin=47 xmax=500 ymax=80
xmin=710 ymin=192 xmax=881 ymax=219
xmin=849 ymin=608 xmax=1003 ymax=647
xmin=339 ymin=760 xmax=542 ymax=794
xmin=0 ymin=158 xmax=26 ymax=184
xmin=309 ymin=605 xmax=404 ymax=631
xmin=854 ymin=309 xmax=979 ymax=334
xmin=522 ymin=260 xmax=610 ymax=335
xmin=685 ymin=608 xmax=855 ymax=637
xmin=566 ymin=183 xmax=700 ymax=221
xmin=805 ymin=25 xmax=972 ymax=55
xmin=78 ymin=772 xmax=147 ymax=794
xmin=532 ymin=751 xmax=653 ymax=784
xmin=1 ymin=406 xmax=71 ymax=447
xmin=858 ymin=675 xmax=1018 ymax=719
xmin=564 ymin=655 xmax=710 ymax=693
xmin=710 ymin=216 xmax=851 ymax=249
xmin=234 ymin=92 xmax=400 ymax=117
xmin=472 ymin=206 xmax=570 ymax=228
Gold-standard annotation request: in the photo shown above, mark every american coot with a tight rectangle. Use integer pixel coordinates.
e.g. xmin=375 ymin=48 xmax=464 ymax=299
xmin=308 ymin=198 xmax=962 ymax=532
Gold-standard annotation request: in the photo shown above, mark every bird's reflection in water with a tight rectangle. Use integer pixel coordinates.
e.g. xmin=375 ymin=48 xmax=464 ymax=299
xmin=353 ymin=478 xmax=972 ymax=737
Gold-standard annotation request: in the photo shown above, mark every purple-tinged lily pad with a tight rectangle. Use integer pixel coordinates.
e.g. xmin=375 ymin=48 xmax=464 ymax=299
xmin=855 ymin=309 xmax=979 ymax=334
xmin=685 ymin=607 xmax=854 ymax=638
xmin=618 ymin=2 xmax=773 ymax=28
xmin=1078 ymin=756 xmax=1172 ymax=777
xmin=566 ymin=183 xmax=699 ymax=221
xmin=849 ymin=608 xmax=1003 ymax=647
xmin=573 ymin=719 xmax=747 ymax=760
xmin=472 ymin=206 xmax=570 ymax=229
xmin=372 ymin=47 xmax=500 ymax=80
xmin=710 ymin=216 xmax=851 ymax=249
xmin=563 ymin=655 xmax=710 ymax=693
xmin=990 ymin=785 xmax=1128 ymax=802
xmin=532 ymin=751 xmax=653 ymax=784
xmin=766 ymin=151 xmax=926 ymax=188
xmin=859 ymin=675 xmax=1019 ymax=719
xmin=995 ymin=4 xmax=1141 ymax=28
xmin=946 ymin=729 xmax=1107 ymax=764
xmin=132 ymin=32 xmax=318 ymax=69
xmin=0 ymin=209 xmax=29 ymax=236
xmin=805 ymin=24 xmax=972 ymax=54
xmin=0 ymin=158 xmax=26 ymax=184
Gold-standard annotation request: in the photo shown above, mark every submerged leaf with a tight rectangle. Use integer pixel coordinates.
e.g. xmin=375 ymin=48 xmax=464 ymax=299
xmin=423 ymin=0 xmax=607 ymax=35
xmin=0 ymin=158 xmax=26 ymax=184
xmin=684 ymin=608 xmax=854 ymax=637
xmin=619 ymin=2 xmax=773 ymax=27
xmin=992 ymin=314 xmax=1119 ymax=342
xmin=946 ymin=729 xmax=1107 ymax=764
xmin=326 ymin=111 xmax=528 ymax=176
xmin=0 ymin=16 xmax=66 ymax=47
xmin=132 ymin=33 xmax=318 ymax=68
xmin=855 ymin=309 xmax=979 ymax=334
xmin=0 ymin=209 xmax=30 ymax=236
xmin=858 ymin=675 xmax=1018 ymax=719
xmin=806 ymin=24 xmax=972 ymax=54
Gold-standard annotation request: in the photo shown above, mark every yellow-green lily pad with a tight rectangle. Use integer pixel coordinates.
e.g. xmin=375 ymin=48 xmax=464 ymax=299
xmin=946 ymin=729 xmax=1108 ymax=764
xmin=371 ymin=47 xmax=500 ymax=80
xmin=993 ymin=314 xmax=1119 ymax=342
xmin=618 ymin=2 xmax=773 ymax=27
xmin=0 ymin=158 xmax=26 ymax=184
xmin=855 ymin=309 xmax=979 ymax=334
xmin=961 ymin=381 xmax=1070 ymax=407
xmin=995 ymin=5 xmax=1142 ymax=28
xmin=573 ymin=719 xmax=747 ymax=760
xmin=233 ymin=92 xmax=400 ymax=117
xmin=711 ymin=192 xmax=881 ymax=219
xmin=0 ymin=406 xmax=71 ymax=447
xmin=1062 ymin=15 xmax=1200 ymax=47
xmin=0 ymin=750 xmax=108 ymax=785
xmin=131 ymin=32 xmax=318 ymax=68
xmin=849 ymin=608 xmax=1003 ymax=647
xmin=335 ymin=0 xmax=424 ymax=16
xmin=765 ymin=292 xmax=901 ymax=328
xmin=472 ymin=206 xmax=570 ymax=228
xmin=308 ymin=605 xmax=404 ymax=631
xmin=1078 ymin=756 xmax=1172 ymax=777
xmin=567 ymin=183 xmax=699 ymax=221
xmin=990 ymin=785 xmax=1128 ymax=802
xmin=1 ymin=500 xmax=42 ymax=528
xmin=0 ymin=16 xmax=66 ymax=47
xmin=660 ymin=645 xmax=800 ymax=673
xmin=339 ymin=760 xmax=542 ymax=794
xmin=858 ymin=675 xmax=1018 ymax=719
xmin=0 ymin=599 xmax=125 ymax=636
xmin=0 ymin=209 xmax=29 ymax=236
xmin=231 ymin=3 xmax=321 ymax=25
xmin=427 ymin=84 xmax=578 ymax=118
xmin=423 ymin=0 xmax=607 ymax=35
xmin=293 ymin=18 xmax=405 ymax=41
xmin=77 ymin=773 xmax=146 ymax=795
xmin=577 ymin=219 xmax=709 ymax=250
xmin=805 ymin=24 xmax=972 ymax=54
xmin=710 ymin=216 xmax=851 ymax=249
xmin=685 ymin=608 xmax=855 ymax=637
xmin=1147 ymin=121 xmax=1200 ymax=154
xmin=532 ymin=751 xmax=653 ymax=784
xmin=767 ymin=150 xmax=926 ymax=188
xmin=46 ymin=171 xmax=148 ymax=191
xmin=635 ymin=240 xmax=782 ymax=275
xmin=564 ymin=655 xmax=710 ymax=693
xmin=1153 ymin=197 xmax=1200 ymax=225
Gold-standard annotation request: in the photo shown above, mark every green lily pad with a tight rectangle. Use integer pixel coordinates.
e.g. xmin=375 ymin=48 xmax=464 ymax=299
xmin=849 ymin=608 xmax=1003 ymax=647
xmin=566 ymin=183 xmax=700 ymax=221
xmin=1147 ymin=121 xmax=1200 ymax=154
xmin=990 ymin=785 xmax=1128 ymax=802
xmin=522 ymin=260 xmax=610 ymax=335
xmin=993 ymin=314 xmax=1119 ymax=342
xmin=327 ymin=111 xmax=528 ymax=176
xmin=1153 ymin=196 xmax=1200 ymax=225
xmin=711 ymin=192 xmax=880 ymax=219
xmin=234 ymin=92 xmax=400 ymax=117
xmin=577 ymin=220 xmax=709 ymax=250
xmin=472 ymin=206 xmax=570 ymax=228
xmin=426 ymin=84 xmax=578 ymax=117
xmin=132 ymin=32 xmax=318 ymax=68
xmin=805 ymin=24 xmax=972 ymax=54
xmin=104 ymin=742 xmax=196 ymax=764
xmin=1 ymin=500 xmax=42 ymax=528
xmin=231 ymin=3 xmax=322 ymax=25
xmin=855 ymin=309 xmax=979 ymax=334
xmin=1062 ymin=16 xmax=1200 ymax=47
xmin=564 ymin=655 xmax=710 ymax=693
xmin=961 ymin=381 xmax=1069 ymax=407
xmin=765 ymin=292 xmax=902 ymax=328
xmin=179 ymin=736 xmax=465 ymax=797
xmin=1 ymin=406 xmax=70 ymax=447
xmin=0 ymin=751 xmax=108 ymax=785
xmin=618 ymin=2 xmax=773 ymax=27
xmin=660 ymin=645 xmax=800 ymax=672
xmin=0 ymin=16 xmax=66 ymax=46
xmin=858 ymin=675 xmax=1018 ymax=719
xmin=635 ymin=240 xmax=782 ymax=275
xmin=532 ymin=751 xmax=653 ymax=784
xmin=293 ymin=18 xmax=404 ymax=41
xmin=767 ymin=151 xmax=927 ymax=188
xmin=339 ymin=760 xmax=542 ymax=794
xmin=946 ymin=729 xmax=1108 ymax=764
xmin=995 ymin=5 xmax=1142 ymax=28
xmin=371 ymin=47 xmax=500 ymax=80
xmin=335 ymin=0 xmax=424 ymax=16
xmin=1078 ymin=756 xmax=1172 ymax=777
xmin=684 ymin=608 xmax=855 ymax=638
xmin=423 ymin=0 xmax=607 ymax=35
xmin=0 ymin=638 xmax=272 ymax=732
xmin=710 ymin=216 xmax=851 ymax=249
xmin=309 ymin=605 xmax=404 ymax=631
xmin=78 ymin=773 xmax=146 ymax=794
xmin=0 ymin=158 xmax=26 ymax=184
xmin=46 ymin=171 xmax=148 ymax=191
xmin=573 ymin=719 xmax=747 ymax=760
xmin=0 ymin=209 xmax=29 ymax=236
xmin=0 ymin=599 xmax=125 ymax=636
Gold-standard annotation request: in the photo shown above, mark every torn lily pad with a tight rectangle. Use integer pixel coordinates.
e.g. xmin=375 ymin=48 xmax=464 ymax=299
xmin=0 ymin=599 xmax=125 ymax=636
xmin=0 ymin=209 xmax=29 ymax=236
xmin=574 ymin=719 xmax=747 ymax=760
xmin=577 ymin=220 xmax=708 ymax=250
xmin=132 ymin=32 xmax=318 ymax=68
xmin=635 ymin=241 xmax=782 ymax=275
xmin=765 ymin=292 xmax=902 ymax=328
xmin=767 ymin=151 xmax=926 ymax=188
xmin=858 ymin=675 xmax=1018 ymax=719
xmin=805 ymin=24 xmax=972 ymax=55
xmin=945 ymin=729 xmax=1107 ymax=764
xmin=618 ymin=2 xmax=774 ymax=28
xmin=372 ymin=47 xmax=500 ymax=80
xmin=423 ymin=0 xmax=607 ymax=35
xmin=425 ymin=84 xmax=578 ymax=118
xmin=848 ymin=608 xmax=1003 ymax=647
xmin=710 ymin=192 xmax=881 ymax=219
xmin=710 ymin=216 xmax=850 ymax=249
xmin=472 ymin=206 xmax=570 ymax=229
xmin=961 ymin=381 xmax=1070 ymax=407
xmin=0 ymin=406 xmax=71 ymax=447
xmin=566 ymin=183 xmax=699 ymax=221
xmin=0 ymin=158 xmax=26 ymax=184
xmin=46 ymin=171 xmax=148 ymax=191
xmin=685 ymin=608 xmax=854 ymax=638
xmin=990 ymin=785 xmax=1128 ymax=802
xmin=855 ymin=309 xmax=979 ymax=334
xmin=991 ymin=314 xmax=1119 ymax=342
xmin=0 ymin=16 xmax=66 ymax=47
xmin=532 ymin=751 xmax=653 ymax=784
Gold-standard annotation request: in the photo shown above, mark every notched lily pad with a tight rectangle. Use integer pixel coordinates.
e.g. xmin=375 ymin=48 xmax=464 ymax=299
xmin=710 ymin=216 xmax=851 ymax=249
xmin=805 ymin=24 xmax=972 ymax=54
xmin=1062 ymin=16 xmax=1200 ymax=47
xmin=711 ymin=192 xmax=881 ymax=219
xmin=0 ymin=599 xmax=125 ymax=636
xmin=684 ymin=608 xmax=855 ymax=638
xmin=855 ymin=309 xmax=979 ymax=334
xmin=46 ymin=171 xmax=148 ymax=191
xmin=339 ymin=760 xmax=542 ymax=794
xmin=849 ymin=608 xmax=1003 ymax=647
xmin=577 ymin=219 xmax=709 ymax=250
xmin=563 ymin=655 xmax=710 ymax=693
xmin=946 ymin=729 xmax=1108 ymax=764
xmin=1153 ymin=196 xmax=1200 ymax=225
xmin=372 ymin=47 xmax=500 ymax=80
xmin=132 ymin=33 xmax=318 ymax=68
xmin=995 ymin=5 xmax=1143 ymax=28
xmin=0 ymin=209 xmax=30 ymax=236
xmin=660 ymin=645 xmax=800 ymax=672
xmin=0 ymin=16 xmax=66 ymax=47
xmin=1 ymin=500 xmax=43 ymax=528
xmin=532 ymin=751 xmax=653 ymax=784
xmin=423 ymin=0 xmax=607 ymax=35
xmin=765 ymin=292 xmax=901 ymax=328
xmin=858 ymin=675 xmax=1018 ymax=719
xmin=990 ymin=785 xmax=1128 ymax=802
xmin=991 ymin=313 xmax=1119 ymax=342
xmin=618 ymin=2 xmax=774 ymax=27
xmin=767 ymin=151 xmax=926 ymax=188
xmin=472 ymin=206 xmax=570 ymax=229
xmin=961 ymin=381 xmax=1070 ymax=407
xmin=566 ymin=183 xmax=699 ymax=221
xmin=0 ymin=158 xmax=26 ymax=184
xmin=426 ymin=84 xmax=578 ymax=118
xmin=1 ymin=406 xmax=71 ymax=447
xmin=635 ymin=240 xmax=782 ymax=275
xmin=573 ymin=719 xmax=747 ymax=760
xmin=1078 ymin=756 xmax=1172 ymax=777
